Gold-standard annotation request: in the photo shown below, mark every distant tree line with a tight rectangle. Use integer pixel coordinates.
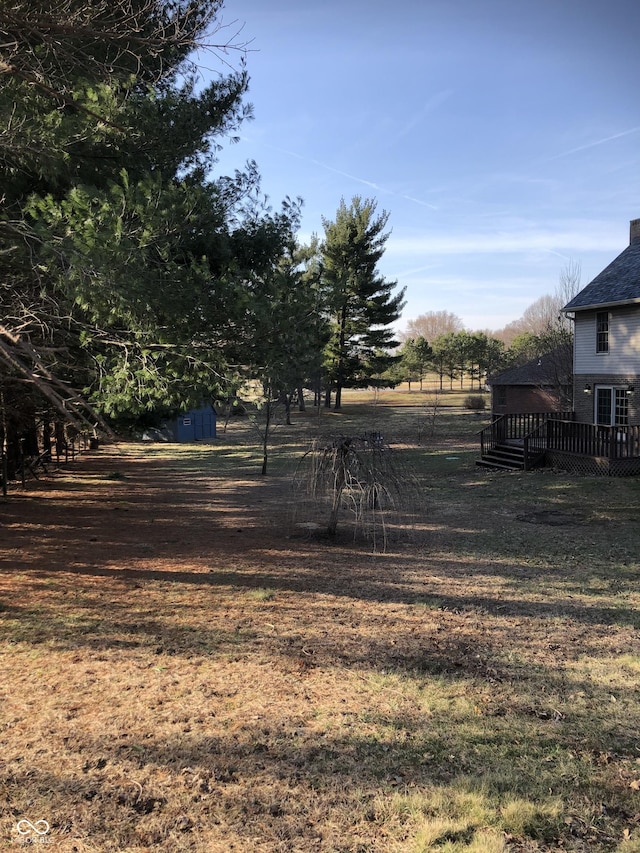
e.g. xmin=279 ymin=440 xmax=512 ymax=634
xmin=389 ymin=331 xmax=505 ymax=391
xmin=395 ymin=262 xmax=579 ymax=391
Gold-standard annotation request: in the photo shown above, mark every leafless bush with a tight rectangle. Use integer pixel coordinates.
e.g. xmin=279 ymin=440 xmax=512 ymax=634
xmin=417 ymin=391 xmax=442 ymax=444
xmin=291 ymin=432 xmax=420 ymax=551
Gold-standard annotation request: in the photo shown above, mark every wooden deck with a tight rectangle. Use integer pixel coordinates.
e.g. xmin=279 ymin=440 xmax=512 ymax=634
xmin=478 ymin=413 xmax=640 ymax=475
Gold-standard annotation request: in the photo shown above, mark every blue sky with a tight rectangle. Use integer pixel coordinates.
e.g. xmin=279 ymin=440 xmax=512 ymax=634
xmin=208 ymin=0 xmax=640 ymax=333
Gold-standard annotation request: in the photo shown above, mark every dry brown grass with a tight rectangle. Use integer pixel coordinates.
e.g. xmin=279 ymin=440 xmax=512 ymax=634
xmin=1 ymin=404 xmax=639 ymax=852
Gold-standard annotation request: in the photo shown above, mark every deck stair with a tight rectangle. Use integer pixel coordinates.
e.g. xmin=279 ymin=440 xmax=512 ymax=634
xmin=478 ymin=412 xmax=640 ymax=475
xmin=476 ymin=441 xmax=526 ymax=471
xmin=477 ymin=413 xmax=574 ymax=472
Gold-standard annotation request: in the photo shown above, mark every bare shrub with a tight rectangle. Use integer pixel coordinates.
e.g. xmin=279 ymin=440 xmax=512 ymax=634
xmin=292 ymin=432 xmax=419 ymax=551
xmin=417 ymin=391 xmax=442 ymax=444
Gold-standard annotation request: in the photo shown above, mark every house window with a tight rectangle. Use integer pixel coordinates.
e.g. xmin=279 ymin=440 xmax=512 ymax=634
xmin=596 ymin=311 xmax=609 ymax=353
xmin=495 ymin=387 xmax=506 ymax=407
xmin=595 ymin=387 xmax=629 ymax=426
xmin=614 ymin=389 xmax=629 ymax=427
xmin=596 ymin=387 xmax=611 ymax=425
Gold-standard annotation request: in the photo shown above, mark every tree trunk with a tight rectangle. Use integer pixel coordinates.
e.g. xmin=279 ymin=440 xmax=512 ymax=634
xmin=327 ymin=448 xmax=347 ymax=536
xmin=1 ymin=393 xmax=6 ymax=497
xmin=334 ymin=301 xmax=348 ymax=411
xmin=260 ymin=401 xmax=272 ymax=476
xmin=22 ymin=419 xmax=39 ymax=456
xmin=55 ymin=421 xmax=67 ymax=462
xmin=43 ymin=422 xmax=52 ymax=460
xmin=335 ymin=383 xmax=342 ymax=410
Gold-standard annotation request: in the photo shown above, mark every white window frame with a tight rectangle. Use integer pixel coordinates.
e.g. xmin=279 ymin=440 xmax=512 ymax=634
xmin=594 ymin=385 xmax=629 ymax=426
xmin=595 ymin=311 xmax=609 ymax=354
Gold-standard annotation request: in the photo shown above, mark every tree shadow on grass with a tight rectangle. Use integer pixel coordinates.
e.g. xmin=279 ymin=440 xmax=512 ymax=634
xmin=3 ymin=576 xmax=640 ymax=723
xmin=3 ymin=546 xmax=638 ymax=633
xmin=2 ymin=696 xmax=636 ymax=852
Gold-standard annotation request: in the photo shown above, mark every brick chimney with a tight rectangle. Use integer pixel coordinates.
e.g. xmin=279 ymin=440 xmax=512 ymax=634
xmin=631 ymin=218 xmax=640 ymax=245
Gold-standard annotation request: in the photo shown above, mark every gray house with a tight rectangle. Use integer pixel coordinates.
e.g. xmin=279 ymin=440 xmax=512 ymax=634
xmin=478 ymin=218 xmax=640 ymax=474
xmin=562 ymin=218 xmax=640 ymax=429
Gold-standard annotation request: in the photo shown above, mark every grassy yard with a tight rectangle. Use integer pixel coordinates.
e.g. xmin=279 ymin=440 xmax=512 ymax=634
xmin=1 ymin=399 xmax=639 ymax=852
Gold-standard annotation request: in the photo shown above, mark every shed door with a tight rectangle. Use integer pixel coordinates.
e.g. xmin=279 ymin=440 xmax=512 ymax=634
xmin=193 ymin=411 xmax=214 ymax=439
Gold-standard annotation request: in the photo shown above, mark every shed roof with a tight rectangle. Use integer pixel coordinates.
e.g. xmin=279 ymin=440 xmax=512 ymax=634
xmin=562 ymin=229 xmax=640 ymax=313
xmin=488 ymin=346 xmax=572 ymax=387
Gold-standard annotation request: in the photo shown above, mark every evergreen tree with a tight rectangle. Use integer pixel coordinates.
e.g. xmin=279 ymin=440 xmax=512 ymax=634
xmin=474 ymin=333 xmax=506 ymax=387
xmin=231 ymin=201 xmax=329 ymax=474
xmin=320 ymin=197 xmax=405 ymax=409
xmin=0 ymin=0 xmax=295 ymax=425
xmin=431 ymin=333 xmax=459 ymax=391
xmin=398 ymin=337 xmax=432 ymax=390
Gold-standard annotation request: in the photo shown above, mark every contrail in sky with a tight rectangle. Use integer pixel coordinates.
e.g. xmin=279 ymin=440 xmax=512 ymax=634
xmin=547 ymin=126 xmax=640 ymax=161
xmin=265 ymin=142 xmax=439 ymax=210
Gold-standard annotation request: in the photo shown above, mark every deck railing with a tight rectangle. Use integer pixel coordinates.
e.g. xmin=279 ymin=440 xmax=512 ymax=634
xmin=480 ymin=413 xmax=640 ymax=467
xmin=478 ymin=417 xmax=496 ymax=460
xmin=524 ymin=420 xmax=548 ymax=464
xmin=544 ymin=420 xmax=640 ymax=459
xmin=478 ymin=412 xmax=574 ymax=466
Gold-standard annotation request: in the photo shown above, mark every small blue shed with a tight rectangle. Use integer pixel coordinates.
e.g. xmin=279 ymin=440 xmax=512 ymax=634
xmin=168 ymin=405 xmax=217 ymax=442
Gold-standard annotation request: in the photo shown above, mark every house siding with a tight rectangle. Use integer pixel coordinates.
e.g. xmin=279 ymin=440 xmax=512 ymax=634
xmin=574 ymin=307 xmax=640 ymax=375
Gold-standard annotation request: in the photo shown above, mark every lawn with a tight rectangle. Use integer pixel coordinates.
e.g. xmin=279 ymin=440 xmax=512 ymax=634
xmin=1 ymin=397 xmax=639 ymax=852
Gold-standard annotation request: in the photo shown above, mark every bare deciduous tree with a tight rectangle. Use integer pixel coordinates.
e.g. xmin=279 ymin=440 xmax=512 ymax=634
xmin=494 ymin=259 xmax=582 ymax=345
xmin=417 ymin=391 xmax=442 ymax=444
xmin=557 ymin=258 xmax=581 ymax=328
xmin=402 ymin=310 xmax=464 ymax=343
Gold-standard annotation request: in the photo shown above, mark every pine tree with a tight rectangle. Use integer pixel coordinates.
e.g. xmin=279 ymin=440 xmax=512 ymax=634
xmin=0 ymin=0 xmax=294 ymax=424
xmin=399 ymin=337 xmax=433 ymax=390
xmin=320 ymin=197 xmax=405 ymax=409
